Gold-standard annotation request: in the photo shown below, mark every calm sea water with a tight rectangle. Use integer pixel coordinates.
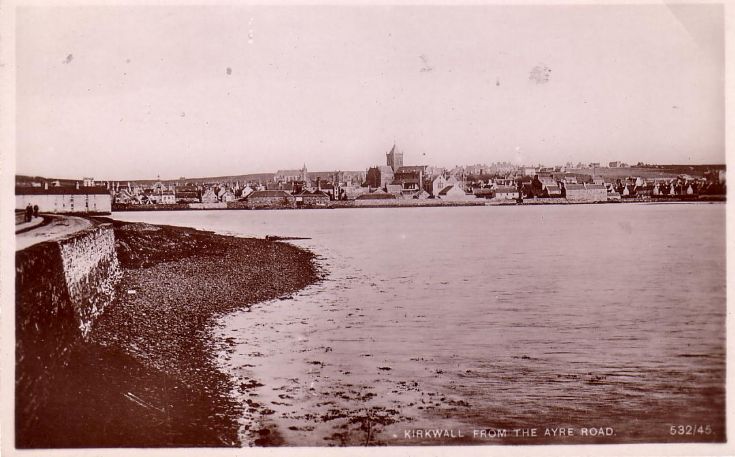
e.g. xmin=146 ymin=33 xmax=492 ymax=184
xmin=114 ymin=203 xmax=726 ymax=446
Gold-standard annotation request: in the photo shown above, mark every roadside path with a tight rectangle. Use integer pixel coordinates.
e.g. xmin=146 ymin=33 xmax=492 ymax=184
xmin=15 ymin=216 xmax=46 ymax=234
xmin=16 ymin=215 xmax=92 ymax=251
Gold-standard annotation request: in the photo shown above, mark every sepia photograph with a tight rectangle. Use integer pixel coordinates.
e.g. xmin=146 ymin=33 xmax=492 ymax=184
xmin=1 ymin=0 xmax=731 ymax=455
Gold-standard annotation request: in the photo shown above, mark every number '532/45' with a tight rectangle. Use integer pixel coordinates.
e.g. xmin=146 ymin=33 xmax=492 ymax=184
xmin=670 ymin=425 xmax=712 ymax=435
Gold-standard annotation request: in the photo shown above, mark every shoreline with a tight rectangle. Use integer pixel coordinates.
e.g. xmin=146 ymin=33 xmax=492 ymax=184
xmin=109 ymin=195 xmax=726 ymax=212
xmin=26 ymin=218 xmax=321 ymax=447
xmin=16 ymin=205 xmax=725 ymax=448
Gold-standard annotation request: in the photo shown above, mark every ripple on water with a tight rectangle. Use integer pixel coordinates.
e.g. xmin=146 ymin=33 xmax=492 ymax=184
xmin=117 ymin=205 xmax=726 ymax=445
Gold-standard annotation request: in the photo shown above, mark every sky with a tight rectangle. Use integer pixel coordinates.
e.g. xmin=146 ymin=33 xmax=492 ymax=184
xmin=14 ymin=3 xmax=725 ymax=180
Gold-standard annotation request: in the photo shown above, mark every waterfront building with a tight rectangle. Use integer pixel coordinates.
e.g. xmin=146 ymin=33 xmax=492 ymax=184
xmin=494 ymin=186 xmax=518 ymax=200
xmin=16 ymin=184 xmax=112 ymax=214
xmin=175 ymin=185 xmax=200 ymax=203
xmin=241 ymin=185 xmax=254 ymax=199
xmin=201 ymin=188 xmax=219 ymax=203
xmin=246 ymin=190 xmax=296 ymax=209
xmin=437 ymin=185 xmax=474 ymax=201
xmin=566 ymin=183 xmax=609 ymax=202
xmin=392 ymin=165 xmax=427 ymax=192
xmin=296 ymin=190 xmax=330 ymax=207
xmin=218 ymin=188 xmax=236 ymax=203
xmin=159 ymin=190 xmax=176 ymax=204
xmin=365 ymin=166 xmax=394 ymax=189
xmin=430 ymin=175 xmax=458 ymax=197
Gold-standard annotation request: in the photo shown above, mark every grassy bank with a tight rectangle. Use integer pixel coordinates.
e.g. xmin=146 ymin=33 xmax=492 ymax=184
xmin=26 ymin=219 xmax=320 ymax=447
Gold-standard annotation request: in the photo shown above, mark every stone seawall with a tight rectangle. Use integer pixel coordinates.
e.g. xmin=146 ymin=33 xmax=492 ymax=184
xmin=15 ymin=222 xmax=121 ymax=443
xmin=57 ymin=225 xmax=121 ymax=337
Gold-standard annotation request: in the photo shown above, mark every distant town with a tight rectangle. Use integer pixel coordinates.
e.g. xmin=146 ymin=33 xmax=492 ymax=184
xmin=16 ymin=144 xmax=727 ymax=214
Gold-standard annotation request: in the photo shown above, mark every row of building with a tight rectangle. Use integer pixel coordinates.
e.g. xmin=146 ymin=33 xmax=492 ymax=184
xmin=15 ymin=145 xmax=726 ymax=213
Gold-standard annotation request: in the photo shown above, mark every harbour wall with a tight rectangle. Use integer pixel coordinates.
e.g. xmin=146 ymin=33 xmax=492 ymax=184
xmin=15 ymin=222 xmax=121 ymax=441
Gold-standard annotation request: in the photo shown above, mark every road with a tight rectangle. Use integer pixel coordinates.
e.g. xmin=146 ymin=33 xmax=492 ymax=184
xmin=15 ymin=215 xmax=93 ymax=251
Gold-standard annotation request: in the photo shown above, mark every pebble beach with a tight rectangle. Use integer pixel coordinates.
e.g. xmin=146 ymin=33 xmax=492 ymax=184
xmin=32 ymin=219 xmax=320 ymax=447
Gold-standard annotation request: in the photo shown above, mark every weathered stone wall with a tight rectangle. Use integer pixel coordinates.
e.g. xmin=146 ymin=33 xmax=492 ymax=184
xmin=301 ymin=195 xmax=330 ymax=206
xmin=226 ymin=200 xmax=249 ymax=209
xmin=15 ymin=222 xmax=121 ymax=442
xmin=189 ymin=202 xmax=228 ymax=210
xmin=247 ymin=196 xmax=296 ymax=209
xmin=566 ymin=188 xmax=608 ymax=202
xmin=57 ymin=225 xmax=121 ymax=337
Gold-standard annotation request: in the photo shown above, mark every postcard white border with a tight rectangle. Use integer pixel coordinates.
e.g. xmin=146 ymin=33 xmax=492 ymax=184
xmin=1 ymin=1 xmax=732 ymax=456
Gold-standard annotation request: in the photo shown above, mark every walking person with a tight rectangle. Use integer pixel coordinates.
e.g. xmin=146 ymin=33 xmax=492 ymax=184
xmin=32 ymin=205 xmax=39 ymax=219
xmin=25 ymin=204 xmax=32 ymax=222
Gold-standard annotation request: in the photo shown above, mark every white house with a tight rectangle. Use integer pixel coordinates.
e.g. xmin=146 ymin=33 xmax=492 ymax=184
xmin=219 ymin=188 xmax=236 ymax=202
xmin=431 ymin=175 xmax=458 ymax=196
xmin=159 ymin=190 xmax=176 ymax=204
xmin=241 ymin=185 xmax=254 ymax=198
xmin=16 ymin=185 xmax=112 ymax=214
xmin=494 ymin=186 xmax=518 ymax=200
xmin=201 ymin=188 xmax=219 ymax=203
xmin=437 ymin=185 xmax=474 ymax=201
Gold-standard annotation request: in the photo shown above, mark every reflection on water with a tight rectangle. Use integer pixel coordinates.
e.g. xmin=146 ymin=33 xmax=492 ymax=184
xmin=115 ymin=203 xmax=726 ymax=445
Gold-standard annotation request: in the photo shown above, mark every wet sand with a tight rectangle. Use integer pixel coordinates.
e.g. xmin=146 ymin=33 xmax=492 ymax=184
xmin=28 ymin=219 xmax=319 ymax=447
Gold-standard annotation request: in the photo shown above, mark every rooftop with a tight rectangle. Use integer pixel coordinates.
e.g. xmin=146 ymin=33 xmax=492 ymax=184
xmin=15 ymin=186 xmax=110 ymax=196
